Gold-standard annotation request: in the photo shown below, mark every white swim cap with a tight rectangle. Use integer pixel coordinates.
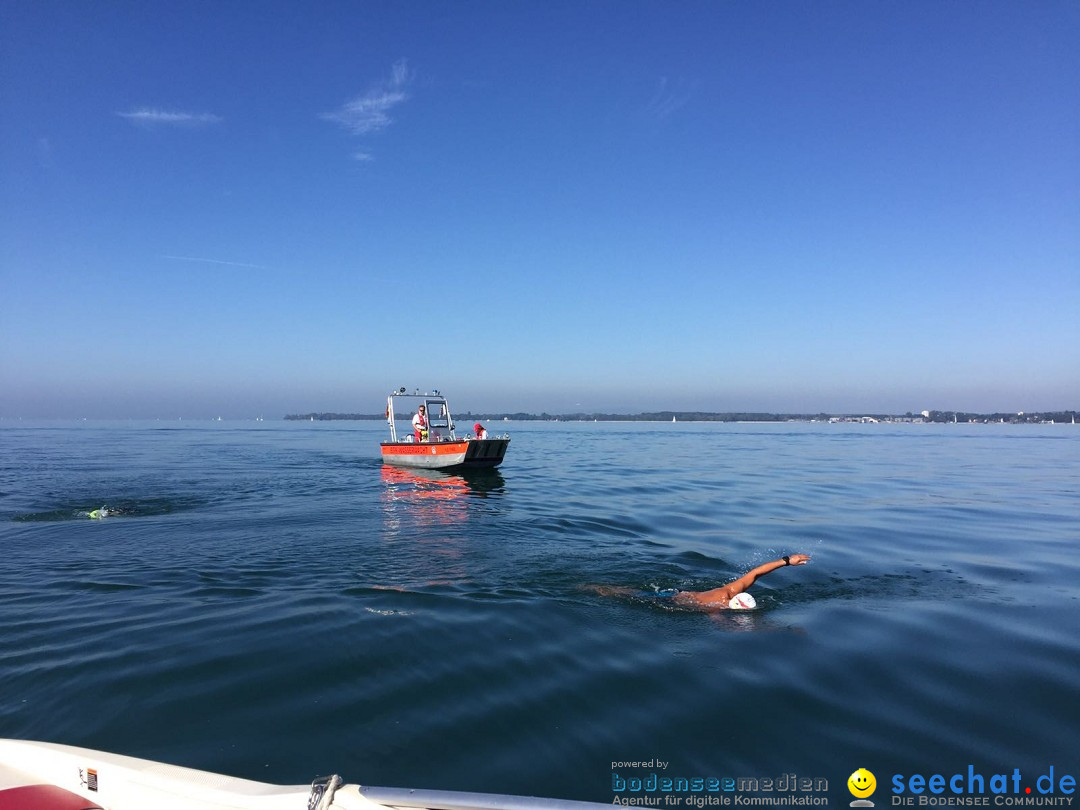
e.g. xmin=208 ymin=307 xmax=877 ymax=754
xmin=728 ymin=592 xmax=757 ymax=610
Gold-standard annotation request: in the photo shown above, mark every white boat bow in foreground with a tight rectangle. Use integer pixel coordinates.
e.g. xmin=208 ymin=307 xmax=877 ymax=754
xmin=0 ymin=739 xmax=608 ymax=810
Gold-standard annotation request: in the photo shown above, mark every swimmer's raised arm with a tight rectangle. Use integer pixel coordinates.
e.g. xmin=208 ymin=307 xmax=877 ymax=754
xmin=675 ymin=554 xmax=810 ymax=609
xmin=586 ymin=554 xmax=811 ymax=611
xmin=723 ymin=554 xmax=810 ymax=596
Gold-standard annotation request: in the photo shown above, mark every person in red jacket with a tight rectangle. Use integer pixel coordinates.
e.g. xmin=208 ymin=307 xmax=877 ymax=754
xmin=412 ymin=405 xmax=428 ymax=442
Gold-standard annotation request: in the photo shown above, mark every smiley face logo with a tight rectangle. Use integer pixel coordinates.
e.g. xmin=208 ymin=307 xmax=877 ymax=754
xmin=848 ymin=768 xmax=877 ymax=799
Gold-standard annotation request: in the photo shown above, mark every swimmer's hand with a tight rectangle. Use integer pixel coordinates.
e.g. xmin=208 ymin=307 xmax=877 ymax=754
xmin=787 ymin=554 xmax=811 ymax=565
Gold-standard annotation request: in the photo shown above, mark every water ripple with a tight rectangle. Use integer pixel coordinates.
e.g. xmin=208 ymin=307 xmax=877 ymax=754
xmin=1 ymin=421 xmax=1078 ymax=799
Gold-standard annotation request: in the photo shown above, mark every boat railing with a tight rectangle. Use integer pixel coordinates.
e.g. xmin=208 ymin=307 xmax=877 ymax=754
xmin=384 ymin=390 xmax=510 ymax=446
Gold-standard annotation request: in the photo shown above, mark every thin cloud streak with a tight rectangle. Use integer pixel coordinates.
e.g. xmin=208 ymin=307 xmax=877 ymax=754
xmin=162 ymin=255 xmax=266 ymax=270
xmin=646 ymin=77 xmax=695 ymax=120
xmin=322 ymin=59 xmax=412 ymax=135
xmin=119 ymin=108 xmax=223 ymax=126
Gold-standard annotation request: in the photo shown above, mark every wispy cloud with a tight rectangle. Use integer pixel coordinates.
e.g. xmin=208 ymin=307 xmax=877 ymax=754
xmin=646 ymin=77 xmax=695 ymax=120
xmin=322 ymin=59 xmax=412 ymax=136
xmin=162 ymin=255 xmax=265 ymax=270
xmin=118 ymin=108 xmax=223 ymax=127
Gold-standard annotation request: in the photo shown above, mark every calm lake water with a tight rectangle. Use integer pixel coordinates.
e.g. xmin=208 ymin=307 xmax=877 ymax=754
xmin=1 ymin=420 xmax=1078 ymax=805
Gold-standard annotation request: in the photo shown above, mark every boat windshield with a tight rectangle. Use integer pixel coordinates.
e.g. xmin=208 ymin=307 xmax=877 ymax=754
xmin=427 ymin=400 xmax=450 ymax=429
xmin=386 ymin=391 xmax=457 ymax=443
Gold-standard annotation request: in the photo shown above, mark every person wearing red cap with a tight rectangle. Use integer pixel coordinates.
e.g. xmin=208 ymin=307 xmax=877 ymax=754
xmin=474 ymin=422 xmax=489 ymax=439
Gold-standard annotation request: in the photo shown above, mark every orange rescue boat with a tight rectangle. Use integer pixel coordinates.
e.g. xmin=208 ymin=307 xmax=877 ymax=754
xmin=380 ymin=388 xmax=509 ymax=470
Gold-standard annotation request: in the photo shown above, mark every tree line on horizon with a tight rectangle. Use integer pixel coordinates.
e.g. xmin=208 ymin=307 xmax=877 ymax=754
xmin=284 ymin=409 xmax=1078 ymax=424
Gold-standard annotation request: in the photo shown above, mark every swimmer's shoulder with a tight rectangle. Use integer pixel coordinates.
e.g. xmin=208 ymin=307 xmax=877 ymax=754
xmin=673 ymin=589 xmax=731 ymax=610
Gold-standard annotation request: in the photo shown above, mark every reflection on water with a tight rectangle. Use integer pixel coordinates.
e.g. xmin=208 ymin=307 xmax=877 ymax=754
xmin=380 ymin=462 xmax=505 ymax=520
xmin=380 ymin=465 xmax=505 ymax=506
xmin=377 ymin=465 xmax=507 ymax=588
xmin=381 ymin=465 xmax=472 ymax=502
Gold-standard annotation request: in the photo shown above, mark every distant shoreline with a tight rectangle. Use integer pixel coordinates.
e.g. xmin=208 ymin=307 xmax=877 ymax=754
xmin=285 ymin=409 xmax=1077 ymax=425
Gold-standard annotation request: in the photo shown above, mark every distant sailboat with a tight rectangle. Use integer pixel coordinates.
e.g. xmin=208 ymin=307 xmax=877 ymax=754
xmin=672 ymin=416 xmax=676 ymax=422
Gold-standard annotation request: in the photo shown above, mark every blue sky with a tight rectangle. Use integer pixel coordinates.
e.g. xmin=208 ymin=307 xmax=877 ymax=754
xmin=2 ymin=1 xmax=1077 ymax=418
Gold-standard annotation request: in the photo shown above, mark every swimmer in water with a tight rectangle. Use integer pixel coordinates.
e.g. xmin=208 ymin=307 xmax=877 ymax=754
xmin=589 ymin=554 xmax=811 ymax=610
xmin=87 ymin=505 xmax=134 ymax=519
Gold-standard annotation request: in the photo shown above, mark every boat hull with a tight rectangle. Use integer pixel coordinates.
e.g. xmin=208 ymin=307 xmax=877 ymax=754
xmin=0 ymin=738 xmax=608 ymax=810
xmin=380 ymin=438 xmax=509 ymax=469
